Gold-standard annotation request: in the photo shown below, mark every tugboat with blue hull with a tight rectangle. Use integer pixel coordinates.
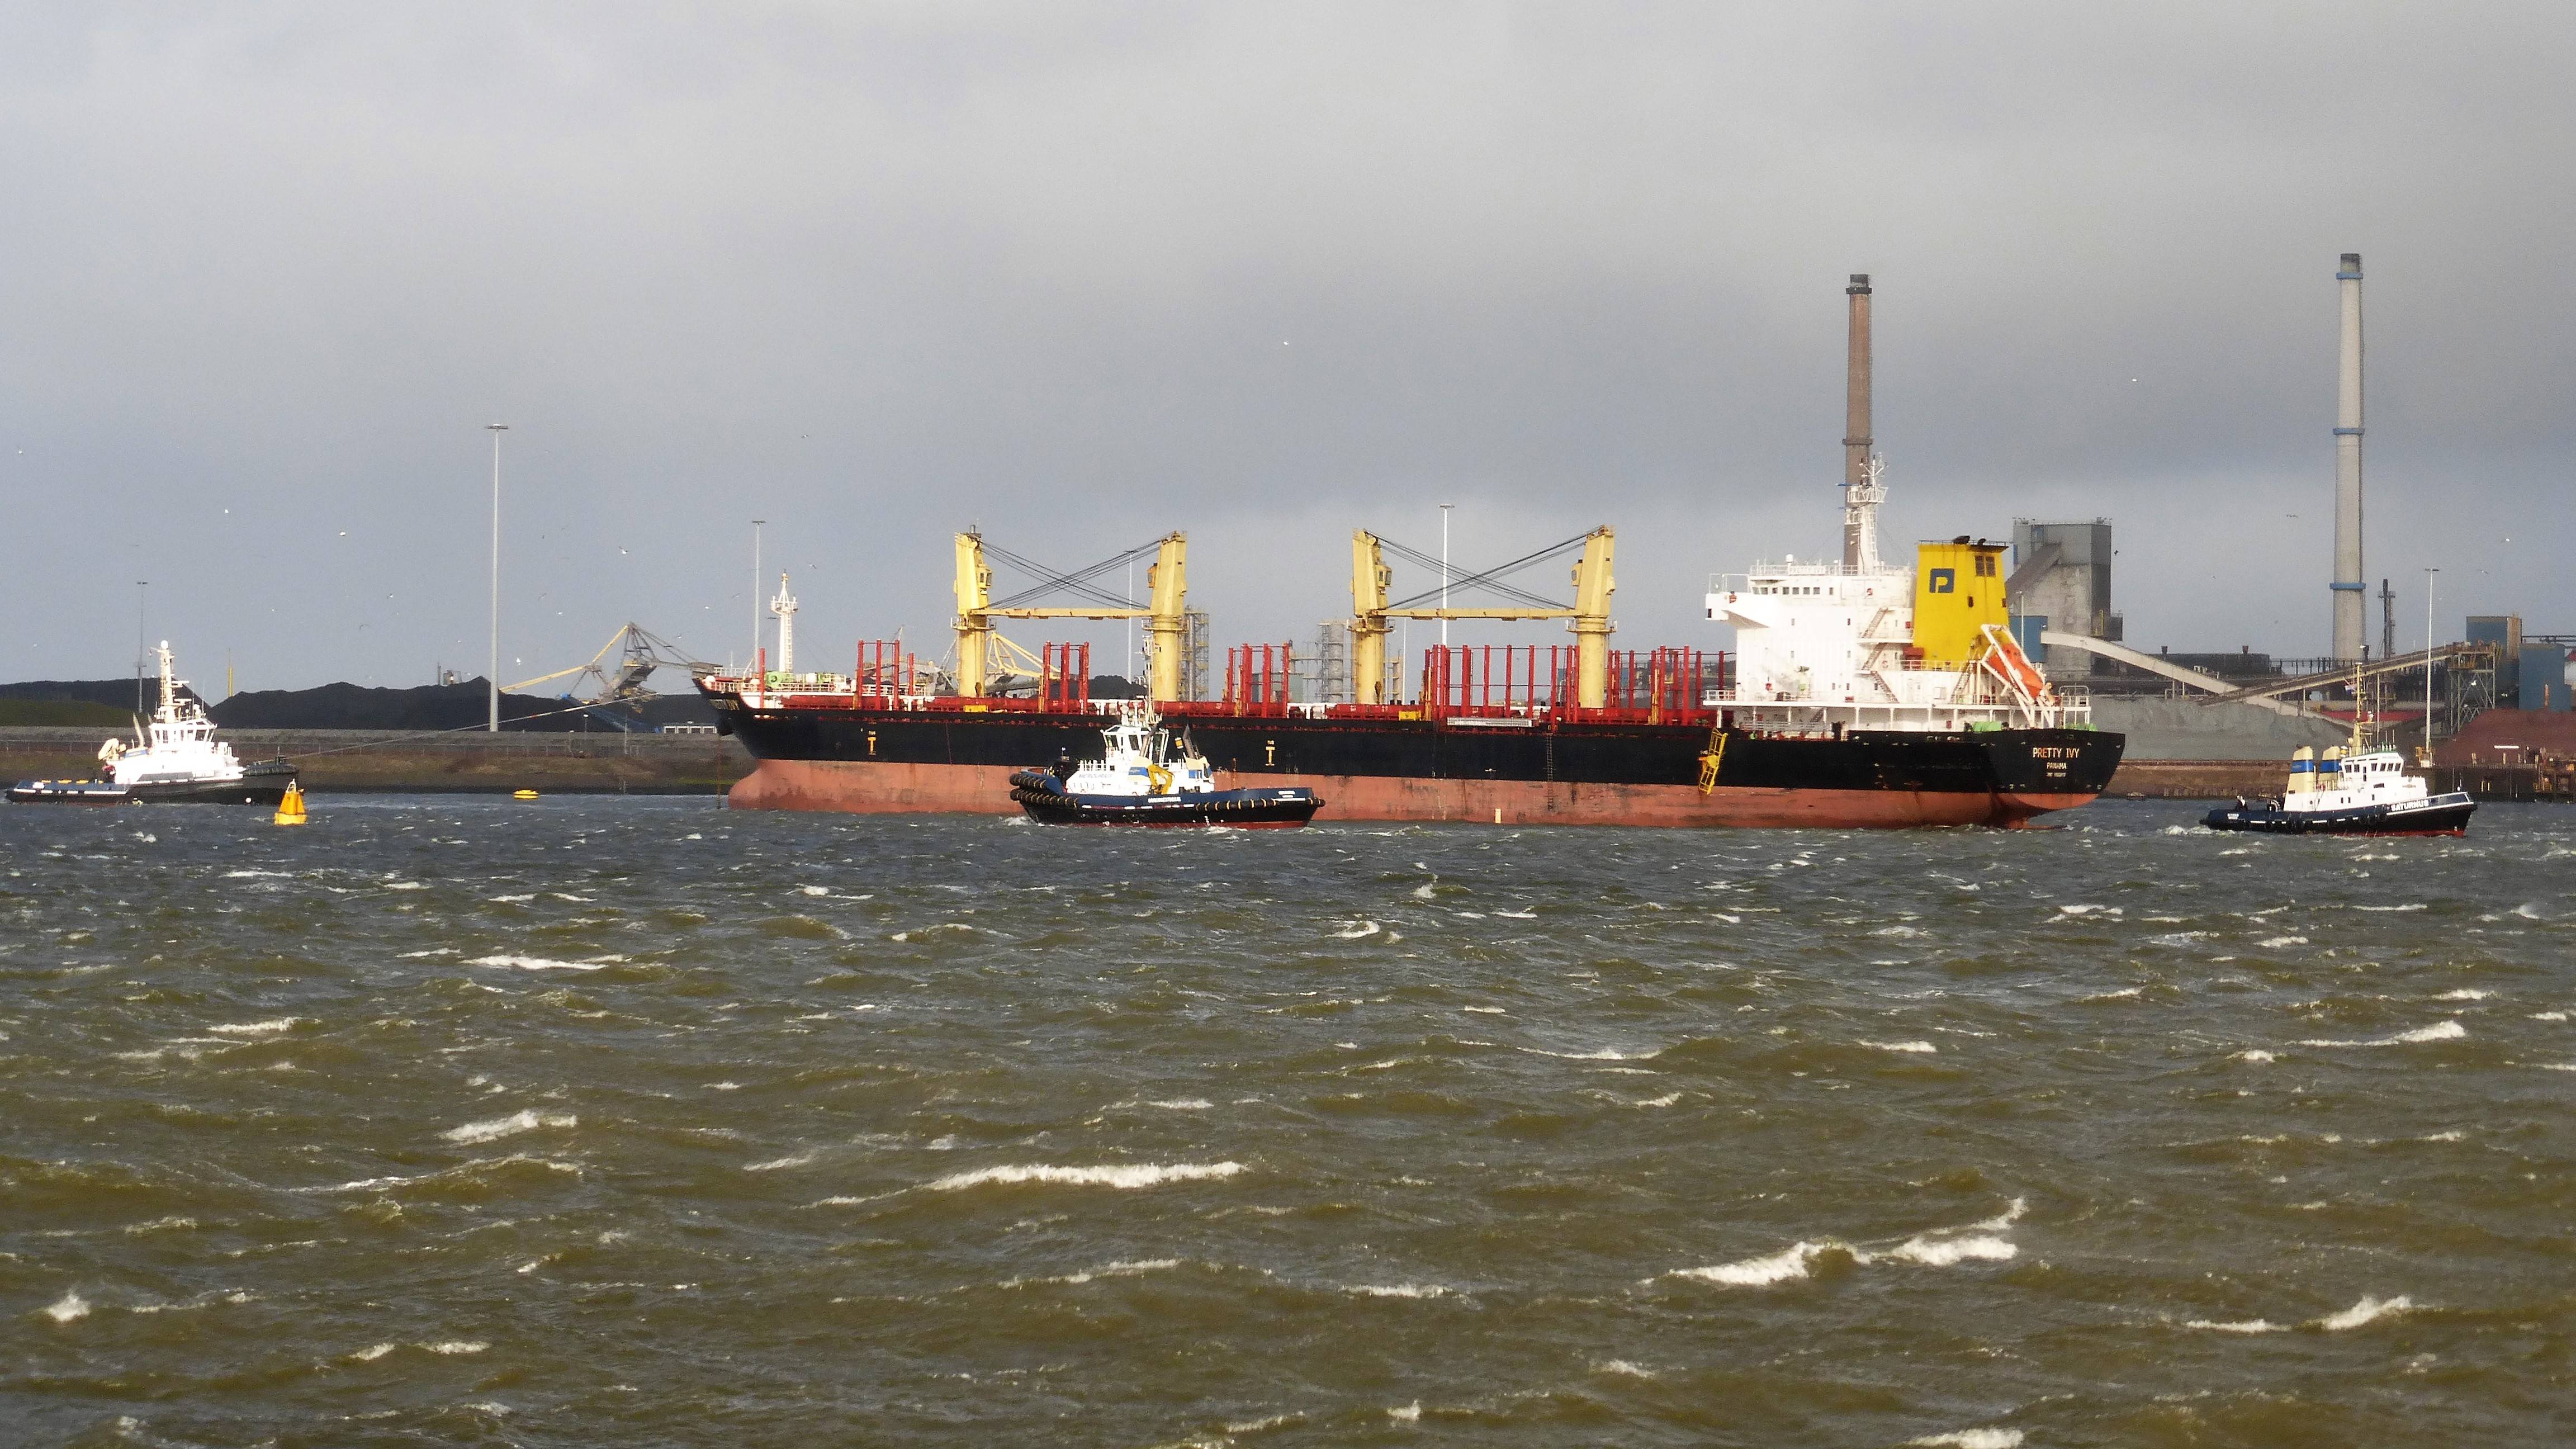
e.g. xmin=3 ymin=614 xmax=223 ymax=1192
xmin=2204 ymin=744 xmax=2474 ymax=836
xmin=1010 ymin=703 xmax=1322 ymax=828
xmin=7 ymin=643 xmax=298 ymax=807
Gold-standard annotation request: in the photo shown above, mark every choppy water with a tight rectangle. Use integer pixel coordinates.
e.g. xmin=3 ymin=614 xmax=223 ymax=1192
xmin=5 ymin=798 xmax=2573 ymax=1447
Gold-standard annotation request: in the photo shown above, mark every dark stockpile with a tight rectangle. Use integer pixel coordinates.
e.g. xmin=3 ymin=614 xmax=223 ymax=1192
xmin=205 ymin=679 xmax=719 ymax=732
xmin=0 ymin=678 xmax=200 ymax=727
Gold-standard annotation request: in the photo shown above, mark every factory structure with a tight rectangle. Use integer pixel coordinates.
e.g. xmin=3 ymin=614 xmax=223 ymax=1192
xmin=1991 ymin=251 xmax=2573 ymax=781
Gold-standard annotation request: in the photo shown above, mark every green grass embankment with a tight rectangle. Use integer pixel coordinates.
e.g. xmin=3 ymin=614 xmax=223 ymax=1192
xmin=0 ymin=728 xmax=751 ymax=795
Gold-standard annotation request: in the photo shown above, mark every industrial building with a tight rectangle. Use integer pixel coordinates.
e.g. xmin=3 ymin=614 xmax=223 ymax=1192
xmin=2006 ymin=519 xmax=2118 ymax=681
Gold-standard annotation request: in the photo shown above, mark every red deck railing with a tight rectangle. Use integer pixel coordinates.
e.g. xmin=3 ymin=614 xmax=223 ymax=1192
xmin=1038 ymin=642 xmax=1091 ymax=710
xmin=716 ymin=638 xmax=1729 ymax=726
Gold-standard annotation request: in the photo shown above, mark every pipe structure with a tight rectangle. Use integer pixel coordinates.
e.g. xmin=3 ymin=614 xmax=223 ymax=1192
xmin=2332 ymin=252 xmax=2366 ymax=661
xmin=1841 ymin=274 xmax=1874 ymax=571
xmin=1349 ymin=531 xmax=1393 ymax=704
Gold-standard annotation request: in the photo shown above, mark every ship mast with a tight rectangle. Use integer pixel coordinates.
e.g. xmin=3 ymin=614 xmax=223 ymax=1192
xmin=770 ymin=573 xmax=798 ymax=676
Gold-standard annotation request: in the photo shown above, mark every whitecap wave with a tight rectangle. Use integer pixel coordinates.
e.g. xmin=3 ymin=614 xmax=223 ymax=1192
xmin=1909 ymin=1431 xmax=2021 ymax=1449
xmin=1671 ymin=1240 xmax=1850 ymax=1286
xmin=2185 ymin=1318 xmax=2284 ymax=1333
xmin=1346 ymin=1282 xmax=1450 ymax=1298
xmin=744 ymin=1150 xmax=817 ymax=1172
xmin=468 ymin=955 xmax=609 ymax=972
xmin=44 ymin=1291 xmax=89 ymax=1324
xmin=1332 ymin=920 xmax=1382 ymax=939
xmin=2432 ymin=988 xmax=2490 ymax=1001
xmin=208 ymin=1017 xmax=303 ymax=1036
xmin=926 ymin=1162 xmax=1243 ymax=1191
xmin=441 ymin=1110 xmax=576 ymax=1144
xmin=1523 ymin=1045 xmax=1642 ymax=1060
xmin=1862 ymin=1039 xmax=1938 ymax=1054
xmin=1886 ymin=1233 xmax=2016 ymax=1266
xmin=2299 ymin=1021 xmax=2465 ymax=1048
xmin=2315 ymin=1294 xmax=2411 ymax=1330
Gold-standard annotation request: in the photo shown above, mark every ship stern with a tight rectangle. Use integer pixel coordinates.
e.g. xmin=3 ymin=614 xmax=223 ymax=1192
xmin=1981 ymin=728 xmax=2127 ymax=824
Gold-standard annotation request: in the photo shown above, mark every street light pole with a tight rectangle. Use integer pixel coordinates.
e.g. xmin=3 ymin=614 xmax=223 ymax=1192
xmin=487 ymin=424 xmax=508 ymax=732
xmin=752 ymin=520 xmax=766 ymax=680
xmin=1439 ymin=504 xmax=1453 ymax=648
xmin=2423 ymin=567 xmax=2439 ymax=755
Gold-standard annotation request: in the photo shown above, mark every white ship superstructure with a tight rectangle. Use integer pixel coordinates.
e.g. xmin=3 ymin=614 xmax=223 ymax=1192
xmin=1702 ymin=458 xmax=2090 ymax=736
xmin=9 ymin=643 xmax=297 ymax=805
xmin=100 ymin=642 xmax=250 ymax=787
xmin=1061 ymin=702 xmax=1215 ymax=798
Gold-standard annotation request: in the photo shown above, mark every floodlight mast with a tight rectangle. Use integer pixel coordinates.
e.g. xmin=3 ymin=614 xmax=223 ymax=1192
xmin=487 ymin=424 xmax=508 ymax=732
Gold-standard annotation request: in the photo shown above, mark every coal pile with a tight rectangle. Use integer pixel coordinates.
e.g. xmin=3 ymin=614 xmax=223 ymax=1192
xmin=212 ymin=679 xmax=602 ymax=732
xmin=0 ymin=678 xmax=196 ymax=727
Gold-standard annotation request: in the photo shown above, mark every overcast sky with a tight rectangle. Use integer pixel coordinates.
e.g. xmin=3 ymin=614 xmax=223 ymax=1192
xmin=4 ymin=2 xmax=2571 ymax=691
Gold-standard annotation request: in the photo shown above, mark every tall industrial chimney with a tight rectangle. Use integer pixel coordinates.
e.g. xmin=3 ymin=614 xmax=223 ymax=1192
xmin=1841 ymin=274 xmax=1874 ymax=569
xmin=2331 ymin=253 xmax=2365 ymax=661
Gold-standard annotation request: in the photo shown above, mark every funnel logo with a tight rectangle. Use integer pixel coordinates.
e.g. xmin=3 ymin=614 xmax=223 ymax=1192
xmin=1926 ymin=568 xmax=1957 ymax=594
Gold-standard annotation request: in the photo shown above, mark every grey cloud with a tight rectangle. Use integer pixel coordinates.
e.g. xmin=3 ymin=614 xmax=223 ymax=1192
xmin=3 ymin=2 xmax=2570 ymax=687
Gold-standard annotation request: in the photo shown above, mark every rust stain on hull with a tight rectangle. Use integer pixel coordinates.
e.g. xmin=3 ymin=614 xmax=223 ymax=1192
xmin=730 ymin=760 xmax=2097 ymax=828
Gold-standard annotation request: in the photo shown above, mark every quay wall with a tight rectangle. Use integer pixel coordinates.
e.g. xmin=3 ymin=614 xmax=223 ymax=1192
xmin=2089 ymin=697 xmax=2348 ymax=760
xmin=0 ymin=728 xmax=751 ymax=795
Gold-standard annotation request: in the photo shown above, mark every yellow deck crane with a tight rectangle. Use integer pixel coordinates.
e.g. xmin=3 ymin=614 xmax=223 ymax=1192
xmin=1349 ymin=526 xmax=1615 ymax=707
xmin=953 ymin=531 xmax=1190 ymax=701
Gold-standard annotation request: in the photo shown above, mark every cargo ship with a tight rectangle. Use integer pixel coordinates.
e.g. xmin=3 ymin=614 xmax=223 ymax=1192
xmin=699 ymin=275 xmax=2123 ymax=827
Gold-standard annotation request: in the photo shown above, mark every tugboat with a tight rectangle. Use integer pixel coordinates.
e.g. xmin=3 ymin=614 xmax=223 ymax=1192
xmin=2203 ymin=741 xmax=2474 ymax=837
xmin=7 ymin=642 xmax=299 ymax=806
xmin=1009 ymin=703 xmax=1322 ymax=828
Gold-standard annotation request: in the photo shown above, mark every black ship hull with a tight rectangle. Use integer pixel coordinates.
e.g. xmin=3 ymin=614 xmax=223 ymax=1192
xmin=712 ymin=695 xmax=2124 ymax=828
xmin=8 ymin=760 xmax=298 ymax=807
xmin=1008 ymin=770 xmax=1322 ymax=828
xmin=2202 ymin=792 xmax=2475 ymax=836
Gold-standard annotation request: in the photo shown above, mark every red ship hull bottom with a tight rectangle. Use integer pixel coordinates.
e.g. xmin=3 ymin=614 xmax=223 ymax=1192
xmin=729 ymin=759 xmax=2097 ymax=828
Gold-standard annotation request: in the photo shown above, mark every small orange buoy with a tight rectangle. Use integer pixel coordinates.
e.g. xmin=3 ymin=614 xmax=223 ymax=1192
xmin=273 ymin=783 xmax=307 ymax=826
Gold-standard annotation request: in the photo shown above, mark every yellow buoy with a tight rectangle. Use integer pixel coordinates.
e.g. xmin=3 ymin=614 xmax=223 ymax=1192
xmin=513 ymin=789 xmax=540 ymax=800
xmin=273 ymin=782 xmax=307 ymax=826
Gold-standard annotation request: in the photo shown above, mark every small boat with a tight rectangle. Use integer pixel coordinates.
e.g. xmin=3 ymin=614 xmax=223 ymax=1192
xmin=1009 ymin=704 xmax=1322 ymax=828
xmin=7 ymin=642 xmax=298 ymax=807
xmin=2203 ymin=744 xmax=2474 ymax=836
